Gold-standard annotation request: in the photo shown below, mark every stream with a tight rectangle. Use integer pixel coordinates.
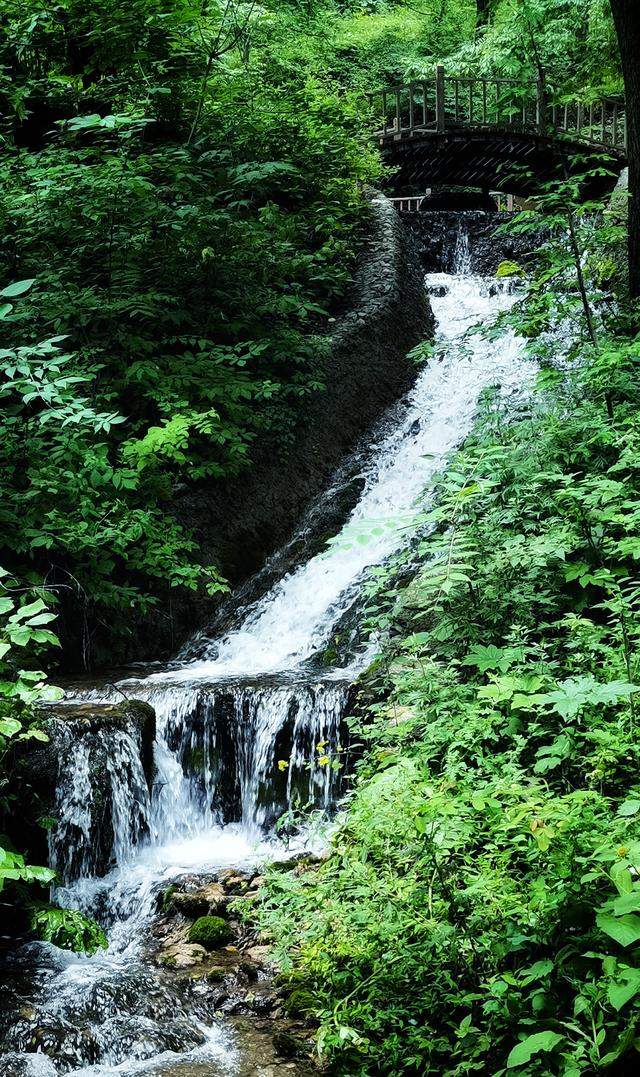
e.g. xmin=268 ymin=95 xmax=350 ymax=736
xmin=1 ymin=220 xmax=535 ymax=1076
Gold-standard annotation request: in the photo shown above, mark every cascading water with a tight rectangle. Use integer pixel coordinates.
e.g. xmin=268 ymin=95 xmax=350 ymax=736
xmin=1 ymin=219 xmax=537 ymax=1076
xmin=50 ymin=724 xmax=152 ymax=884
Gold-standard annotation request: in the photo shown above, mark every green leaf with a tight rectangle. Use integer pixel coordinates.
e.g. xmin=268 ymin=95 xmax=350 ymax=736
xmin=506 ymin=1031 xmax=564 ymax=1068
xmin=608 ymin=969 xmax=640 ymax=1011
xmin=0 ymin=279 xmax=36 ymax=299
xmin=597 ymin=911 xmax=640 ymax=947
xmin=613 ymin=892 xmax=640 ymax=916
xmin=618 ymin=799 xmax=640 ymax=818
xmin=0 ymin=717 xmax=22 ymax=737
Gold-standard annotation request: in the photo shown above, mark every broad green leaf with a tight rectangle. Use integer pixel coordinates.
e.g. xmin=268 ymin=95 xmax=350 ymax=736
xmin=506 ymin=1031 xmax=563 ymax=1068
xmin=613 ymin=892 xmax=640 ymax=916
xmin=608 ymin=969 xmax=640 ymax=1011
xmin=0 ymin=279 xmax=36 ymax=298
xmin=0 ymin=717 xmax=22 ymax=737
xmin=597 ymin=911 xmax=640 ymax=947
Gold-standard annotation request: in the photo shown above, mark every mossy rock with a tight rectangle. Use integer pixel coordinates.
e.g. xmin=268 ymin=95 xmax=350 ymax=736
xmin=284 ymin=987 xmax=316 ymax=1016
xmin=204 ymin=965 xmax=227 ymax=982
xmin=160 ymin=884 xmax=177 ymax=912
xmin=187 ymin=915 xmax=232 ymax=950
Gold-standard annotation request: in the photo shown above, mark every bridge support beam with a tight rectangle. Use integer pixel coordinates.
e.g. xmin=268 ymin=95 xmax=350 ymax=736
xmin=435 ymin=65 xmax=445 ymax=134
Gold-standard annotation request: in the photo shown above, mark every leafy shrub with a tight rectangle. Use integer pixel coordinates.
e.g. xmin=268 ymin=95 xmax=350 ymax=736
xmin=254 ymin=199 xmax=640 ymax=1073
xmin=29 ymin=905 xmax=108 ymax=955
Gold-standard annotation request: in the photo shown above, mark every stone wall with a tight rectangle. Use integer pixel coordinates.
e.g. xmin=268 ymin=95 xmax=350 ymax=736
xmin=400 ymin=208 xmax=542 ymax=275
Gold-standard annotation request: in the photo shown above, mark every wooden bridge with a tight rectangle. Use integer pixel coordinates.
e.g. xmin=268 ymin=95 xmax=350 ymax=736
xmin=367 ymin=67 xmax=627 ymax=196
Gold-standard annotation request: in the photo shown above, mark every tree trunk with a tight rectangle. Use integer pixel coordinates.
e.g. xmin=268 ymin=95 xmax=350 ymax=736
xmin=610 ymin=0 xmax=640 ymax=296
xmin=476 ymin=0 xmax=490 ymax=25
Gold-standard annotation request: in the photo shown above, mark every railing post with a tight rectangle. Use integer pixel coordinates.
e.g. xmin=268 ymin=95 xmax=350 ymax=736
xmin=535 ymin=76 xmax=546 ymax=133
xmin=435 ymin=64 xmax=445 ymax=132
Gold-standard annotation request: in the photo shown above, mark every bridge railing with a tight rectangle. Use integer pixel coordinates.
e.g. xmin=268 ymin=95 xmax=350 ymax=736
xmin=366 ymin=67 xmax=626 ymax=153
xmin=387 ymin=191 xmax=516 ymax=212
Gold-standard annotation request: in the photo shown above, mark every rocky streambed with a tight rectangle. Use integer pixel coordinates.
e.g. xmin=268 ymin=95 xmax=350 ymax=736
xmin=1 ymin=857 xmax=322 ymax=1076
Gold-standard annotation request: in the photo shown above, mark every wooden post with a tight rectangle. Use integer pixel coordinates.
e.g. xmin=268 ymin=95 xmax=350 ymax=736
xmin=535 ymin=76 xmax=546 ymax=133
xmin=408 ymin=82 xmax=415 ymax=132
xmin=435 ymin=64 xmax=445 ymax=132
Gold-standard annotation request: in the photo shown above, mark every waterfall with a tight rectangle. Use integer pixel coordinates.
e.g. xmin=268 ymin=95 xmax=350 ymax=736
xmin=5 ymin=219 xmax=538 ymax=1076
xmin=147 ymin=679 xmax=347 ymax=838
xmin=49 ymin=723 xmax=152 ymax=884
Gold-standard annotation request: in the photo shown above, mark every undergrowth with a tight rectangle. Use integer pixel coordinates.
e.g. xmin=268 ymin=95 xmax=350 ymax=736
xmin=254 ymin=195 xmax=640 ymax=1074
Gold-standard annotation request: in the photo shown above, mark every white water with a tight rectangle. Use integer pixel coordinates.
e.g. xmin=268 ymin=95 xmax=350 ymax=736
xmin=144 ymin=266 xmax=528 ymax=684
xmin=3 ymin=240 xmax=536 ymax=1076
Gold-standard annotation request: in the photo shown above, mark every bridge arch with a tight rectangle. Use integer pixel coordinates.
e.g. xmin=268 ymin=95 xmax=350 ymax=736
xmin=368 ymin=68 xmax=627 ymax=197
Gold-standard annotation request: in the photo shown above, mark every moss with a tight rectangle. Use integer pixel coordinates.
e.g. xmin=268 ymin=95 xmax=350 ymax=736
xmin=161 ymin=884 xmax=177 ymax=912
xmin=205 ymin=965 xmax=227 ymax=982
xmin=284 ymin=987 xmax=317 ymax=1016
xmin=185 ymin=746 xmax=205 ymax=773
xmin=187 ymin=915 xmax=232 ymax=950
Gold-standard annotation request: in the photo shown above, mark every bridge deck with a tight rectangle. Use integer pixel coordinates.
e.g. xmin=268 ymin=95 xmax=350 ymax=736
xmin=367 ymin=68 xmax=626 ymax=156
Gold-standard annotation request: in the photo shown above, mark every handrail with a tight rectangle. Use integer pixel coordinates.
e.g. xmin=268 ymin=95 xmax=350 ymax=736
xmin=366 ymin=65 xmax=627 ymax=153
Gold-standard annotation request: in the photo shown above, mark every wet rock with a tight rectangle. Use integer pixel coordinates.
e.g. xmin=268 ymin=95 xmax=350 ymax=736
xmin=218 ymin=869 xmax=253 ymax=892
xmin=400 ymin=209 xmax=545 ymax=275
xmin=156 ymin=942 xmax=208 ymax=968
xmin=169 ymin=882 xmax=228 ymax=918
xmin=240 ymin=960 xmax=259 ymax=982
xmin=273 ymin=1030 xmax=310 ymax=1060
xmin=187 ymin=915 xmax=232 ymax=950
xmin=204 ymin=965 xmax=227 ymax=982
xmin=10 ymin=700 xmax=156 ymax=876
xmin=244 ymin=944 xmax=271 ymax=967
xmin=2 ymin=1053 xmax=58 ymax=1076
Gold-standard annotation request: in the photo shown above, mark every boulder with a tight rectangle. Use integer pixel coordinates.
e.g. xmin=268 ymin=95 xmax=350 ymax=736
xmin=187 ymin=916 xmax=233 ymax=950
xmin=156 ymin=943 xmax=208 ymax=969
xmin=169 ymin=882 xmax=228 ymax=918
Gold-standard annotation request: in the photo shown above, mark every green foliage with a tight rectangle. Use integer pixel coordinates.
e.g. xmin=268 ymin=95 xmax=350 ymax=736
xmin=0 ymin=0 xmax=382 ymax=661
xmin=253 ymin=196 xmax=640 ymax=1072
xmin=0 ymin=848 xmax=54 ymax=895
xmin=453 ymin=0 xmax=621 ymax=96
xmin=29 ymin=904 xmax=108 ymax=955
xmin=0 ymin=569 xmax=100 ymax=953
